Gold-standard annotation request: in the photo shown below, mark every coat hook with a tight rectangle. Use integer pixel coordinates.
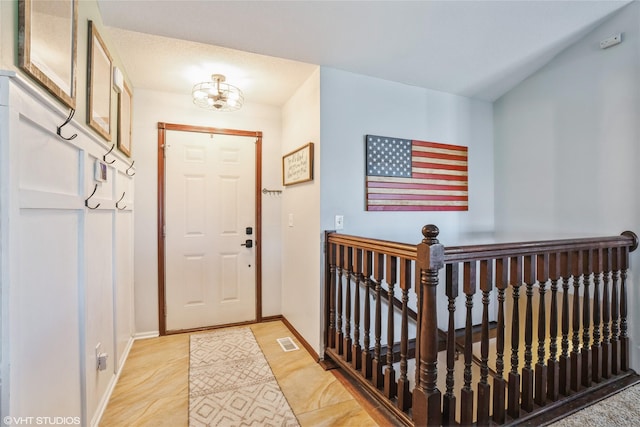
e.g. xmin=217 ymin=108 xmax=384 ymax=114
xmin=126 ymin=160 xmax=135 ymax=176
xmin=116 ymin=192 xmax=126 ymax=210
xmin=103 ymin=144 xmax=116 ymax=164
xmin=56 ymin=108 xmax=77 ymax=141
xmin=85 ymin=184 xmax=101 ymax=210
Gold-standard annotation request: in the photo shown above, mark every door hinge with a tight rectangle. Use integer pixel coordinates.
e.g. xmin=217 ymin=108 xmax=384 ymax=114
xmin=163 ymin=224 xmax=166 ymax=237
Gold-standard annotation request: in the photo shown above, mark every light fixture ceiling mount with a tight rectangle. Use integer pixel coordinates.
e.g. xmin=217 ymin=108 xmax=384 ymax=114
xmin=192 ymin=73 xmax=244 ymax=112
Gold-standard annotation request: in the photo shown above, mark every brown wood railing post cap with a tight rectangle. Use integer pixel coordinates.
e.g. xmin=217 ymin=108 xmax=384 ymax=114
xmin=622 ymin=230 xmax=638 ymax=252
xmin=422 ymin=224 xmax=440 ymax=244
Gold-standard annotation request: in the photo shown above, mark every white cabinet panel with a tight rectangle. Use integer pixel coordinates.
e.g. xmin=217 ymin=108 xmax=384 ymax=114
xmin=14 ymin=210 xmax=82 ymax=419
xmin=18 ymin=115 xmax=81 ymax=197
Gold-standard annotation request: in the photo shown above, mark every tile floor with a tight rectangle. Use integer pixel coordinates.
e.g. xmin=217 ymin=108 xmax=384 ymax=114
xmin=100 ymin=321 xmax=386 ymax=426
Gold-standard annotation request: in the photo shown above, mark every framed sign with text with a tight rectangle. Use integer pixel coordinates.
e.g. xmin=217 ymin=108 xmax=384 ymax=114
xmin=282 ymin=142 xmax=314 ymax=186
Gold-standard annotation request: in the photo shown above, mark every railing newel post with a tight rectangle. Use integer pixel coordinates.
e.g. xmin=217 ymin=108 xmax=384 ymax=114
xmin=412 ymin=224 xmax=444 ymax=427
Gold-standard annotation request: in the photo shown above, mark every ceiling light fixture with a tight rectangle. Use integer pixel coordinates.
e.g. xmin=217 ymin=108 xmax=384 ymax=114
xmin=192 ymin=74 xmax=244 ymax=112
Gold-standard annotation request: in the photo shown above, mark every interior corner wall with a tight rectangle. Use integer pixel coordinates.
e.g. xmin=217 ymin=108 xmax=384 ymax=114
xmin=280 ymin=69 xmax=322 ymax=354
xmin=493 ymin=2 xmax=640 ymax=366
xmin=319 ymin=68 xmax=495 ymax=245
xmin=132 ymin=89 xmax=283 ymax=335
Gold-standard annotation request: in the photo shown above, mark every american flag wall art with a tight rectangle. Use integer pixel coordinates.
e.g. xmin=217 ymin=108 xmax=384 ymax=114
xmin=365 ymin=135 xmax=468 ymax=211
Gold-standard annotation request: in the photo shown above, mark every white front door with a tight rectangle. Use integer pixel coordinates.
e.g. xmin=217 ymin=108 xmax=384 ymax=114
xmin=164 ymin=130 xmax=256 ymax=331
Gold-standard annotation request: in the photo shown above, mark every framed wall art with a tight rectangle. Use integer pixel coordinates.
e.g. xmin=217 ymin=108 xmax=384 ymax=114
xmin=282 ymin=142 xmax=314 ymax=186
xmin=18 ymin=0 xmax=78 ymax=109
xmin=87 ymin=20 xmax=113 ymax=141
xmin=117 ymin=81 xmax=132 ymax=157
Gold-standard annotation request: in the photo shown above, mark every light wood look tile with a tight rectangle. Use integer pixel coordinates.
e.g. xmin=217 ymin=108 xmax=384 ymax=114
xmin=100 ymin=321 xmax=380 ymax=426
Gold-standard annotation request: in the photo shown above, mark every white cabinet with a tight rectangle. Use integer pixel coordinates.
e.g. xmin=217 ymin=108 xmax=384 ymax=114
xmin=0 ymin=71 xmax=135 ymax=426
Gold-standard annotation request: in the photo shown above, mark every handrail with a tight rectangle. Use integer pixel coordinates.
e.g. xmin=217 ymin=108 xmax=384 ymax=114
xmin=444 ymin=232 xmax=638 ymax=262
xmin=328 ymin=231 xmax=639 ymax=264
xmin=327 ymin=233 xmax=417 ymax=259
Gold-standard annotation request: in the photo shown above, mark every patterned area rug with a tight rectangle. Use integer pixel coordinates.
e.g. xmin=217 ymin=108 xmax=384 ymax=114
xmin=189 ymin=328 xmax=300 ymax=427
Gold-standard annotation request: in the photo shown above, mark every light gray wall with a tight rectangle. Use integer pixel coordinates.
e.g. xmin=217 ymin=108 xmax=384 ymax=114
xmin=319 ymin=68 xmax=495 ymax=246
xmin=494 ymin=2 xmax=640 ymax=365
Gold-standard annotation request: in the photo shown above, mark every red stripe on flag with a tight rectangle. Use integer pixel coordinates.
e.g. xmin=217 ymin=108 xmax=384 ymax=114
xmin=368 ymin=194 xmax=468 ymax=201
xmin=412 ymin=161 xmax=468 ymax=171
xmin=412 ymin=172 xmax=468 ymax=181
xmin=367 ymin=181 xmax=468 ymax=191
xmin=412 ymin=139 xmax=468 ymax=152
xmin=367 ymin=205 xmax=468 ymax=212
xmin=412 ymin=151 xmax=468 ymax=162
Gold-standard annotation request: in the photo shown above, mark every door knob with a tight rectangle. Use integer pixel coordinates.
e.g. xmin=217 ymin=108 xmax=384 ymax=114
xmin=241 ymin=239 xmax=253 ymax=248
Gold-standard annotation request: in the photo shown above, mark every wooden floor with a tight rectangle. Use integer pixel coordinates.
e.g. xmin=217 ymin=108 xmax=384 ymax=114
xmin=100 ymin=320 xmax=387 ymax=426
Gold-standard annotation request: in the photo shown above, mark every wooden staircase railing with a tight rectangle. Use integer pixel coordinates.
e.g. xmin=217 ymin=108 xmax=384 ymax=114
xmin=323 ymin=225 xmax=638 ymax=426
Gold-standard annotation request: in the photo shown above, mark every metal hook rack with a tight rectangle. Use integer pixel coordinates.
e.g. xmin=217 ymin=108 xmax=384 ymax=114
xmin=103 ymin=144 xmax=116 ymax=164
xmin=126 ymin=160 xmax=135 ymax=176
xmin=116 ymin=192 xmax=126 ymax=210
xmin=262 ymin=188 xmax=282 ymax=196
xmin=56 ymin=108 xmax=77 ymax=141
xmin=85 ymin=184 xmax=101 ymax=210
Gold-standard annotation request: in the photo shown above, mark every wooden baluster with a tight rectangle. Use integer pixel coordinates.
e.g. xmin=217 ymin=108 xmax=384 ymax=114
xmin=601 ymin=248 xmax=612 ymax=379
xmin=581 ymin=249 xmax=592 ymax=388
xmin=535 ymin=253 xmax=548 ymax=406
xmin=592 ymin=248 xmax=602 ymax=383
xmin=336 ymin=245 xmax=344 ymax=355
xmin=508 ymin=256 xmax=523 ymax=419
xmin=443 ymin=263 xmax=459 ymax=425
xmin=362 ymin=250 xmax=373 ymax=378
xmin=460 ymin=261 xmax=476 ymax=426
xmin=521 ymin=255 xmax=535 ymax=412
xmin=352 ymin=248 xmax=363 ymax=371
xmin=397 ymin=258 xmax=412 ymax=411
xmin=384 ymin=255 xmax=397 ymax=399
xmin=412 ymin=225 xmax=444 ymax=427
xmin=547 ymin=253 xmax=560 ymax=401
xmin=327 ymin=241 xmax=337 ymax=349
xmin=570 ymin=250 xmax=582 ymax=392
xmin=372 ymin=252 xmax=385 ymax=388
xmin=620 ymin=245 xmax=629 ymax=371
xmin=611 ymin=247 xmax=620 ymax=375
xmin=559 ymin=252 xmax=571 ymax=396
xmin=477 ymin=259 xmax=492 ymax=426
xmin=344 ymin=246 xmax=353 ymax=362
xmin=493 ymin=258 xmax=508 ymax=424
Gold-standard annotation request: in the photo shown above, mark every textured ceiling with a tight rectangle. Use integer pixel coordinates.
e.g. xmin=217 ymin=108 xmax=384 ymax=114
xmin=99 ymin=0 xmax=632 ymax=106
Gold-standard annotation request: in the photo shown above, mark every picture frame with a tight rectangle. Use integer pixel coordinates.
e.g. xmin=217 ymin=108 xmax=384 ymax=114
xmin=282 ymin=142 xmax=314 ymax=186
xmin=87 ymin=21 xmax=113 ymax=141
xmin=18 ymin=0 xmax=78 ymax=109
xmin=117 ymin=81 xmax=133 ymax=157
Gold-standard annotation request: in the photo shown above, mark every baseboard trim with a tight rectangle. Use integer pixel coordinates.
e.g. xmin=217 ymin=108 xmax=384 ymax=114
xmin=91 ymin=335 xmax=135 ymax=427
xmin=134 ymin=331 xmax=159 ymax=340
xmin=280 ymin=316 xmax=319 ymax=362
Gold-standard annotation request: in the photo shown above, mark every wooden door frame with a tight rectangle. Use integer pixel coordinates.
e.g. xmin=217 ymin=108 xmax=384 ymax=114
xmin=157 ymin=122 xmax=263 ymax=335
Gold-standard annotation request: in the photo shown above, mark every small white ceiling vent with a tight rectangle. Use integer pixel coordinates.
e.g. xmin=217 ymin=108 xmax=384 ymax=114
xmin=277 ymin=337 xmax=299 ymax=352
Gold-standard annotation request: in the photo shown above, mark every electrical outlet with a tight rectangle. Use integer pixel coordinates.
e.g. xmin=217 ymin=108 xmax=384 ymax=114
xmin=335 ymin=215 xmax=344 ymax=230
xmin=288 ymin=213 xmax=294 ymax=227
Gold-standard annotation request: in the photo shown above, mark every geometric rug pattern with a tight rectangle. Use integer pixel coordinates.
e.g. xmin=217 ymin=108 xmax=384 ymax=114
xmin=189 ymin=328 xmax=300 ymax=427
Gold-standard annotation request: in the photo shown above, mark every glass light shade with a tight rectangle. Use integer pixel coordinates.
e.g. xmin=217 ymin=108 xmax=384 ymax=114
xmin=191 ymin=74 xmax=244 ymax=112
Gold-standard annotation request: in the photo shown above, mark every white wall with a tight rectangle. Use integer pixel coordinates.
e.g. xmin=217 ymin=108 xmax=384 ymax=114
xmin=133 ymin=89 xmax=284 ymax=334
xmin=320 ymin=68 xmax=495 ymax=245
xmin=494 ymin=3 xmax=640 ymax=365
xmin=280 ymin=70 xmax=322 ymax=353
